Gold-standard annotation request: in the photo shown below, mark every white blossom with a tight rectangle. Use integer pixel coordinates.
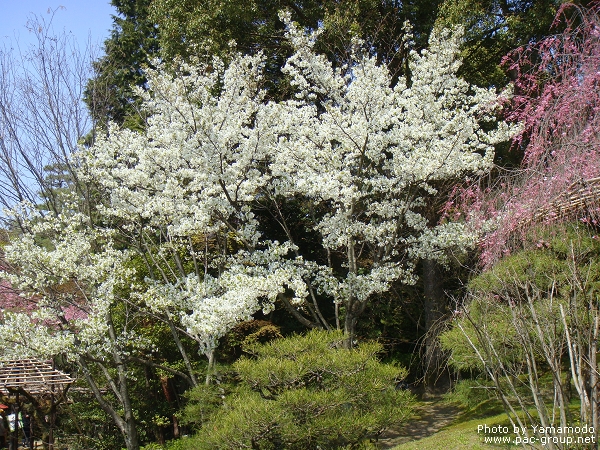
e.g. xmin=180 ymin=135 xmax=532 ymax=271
xmin=1 ymin=17 xmax=517 ymax=359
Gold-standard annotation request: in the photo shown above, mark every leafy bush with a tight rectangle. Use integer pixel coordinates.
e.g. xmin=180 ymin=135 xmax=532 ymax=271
xmin=181 ymin=330 xmax=414 ymax=449
xmin=444 ymin=379 xmax=498 ymax=410
xmin=218 ymin=319 xmax=283 ymax=363
xmin=442 ymin=223 xmax=600 ymax=444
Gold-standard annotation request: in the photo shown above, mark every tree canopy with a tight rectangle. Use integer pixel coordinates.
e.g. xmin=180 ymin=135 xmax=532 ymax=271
xmin=84 ymin=0 xmax=160 ymax=129
xmin=3 ymin=1 xmax=600 ymax=448
xmin=0 ymin=18 xmax=514 ymax=448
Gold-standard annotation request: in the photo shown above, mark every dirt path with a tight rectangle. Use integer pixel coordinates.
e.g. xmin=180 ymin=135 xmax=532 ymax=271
xmin=377 ymin=401 xmax=460 ymax=449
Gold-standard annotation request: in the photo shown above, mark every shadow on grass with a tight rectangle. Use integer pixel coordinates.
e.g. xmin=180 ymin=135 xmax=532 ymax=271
xmin=452 ymin=398 xmax=506 ymax=423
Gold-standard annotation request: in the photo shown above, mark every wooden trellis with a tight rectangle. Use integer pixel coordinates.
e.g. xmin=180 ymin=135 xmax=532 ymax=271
xmin=0 ymin=359 xmax=73 ymax=450
xmin=519 ymin=177 xmax=600 ymax=227
xmin=0 ymin=359 xmax=73 ymax=396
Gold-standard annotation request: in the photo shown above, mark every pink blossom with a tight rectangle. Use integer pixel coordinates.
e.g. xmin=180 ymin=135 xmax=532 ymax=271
xmin=452 ymin=2 xmax=600 ymax=268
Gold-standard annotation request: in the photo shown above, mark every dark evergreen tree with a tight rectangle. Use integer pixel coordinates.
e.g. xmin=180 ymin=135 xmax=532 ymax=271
xmin=84 ymin=0 xmax=160 ymax=129
xmin=436 ymin=0 xmax=596 ymax=89
xmin=150 ymin=0 xmax=443 ymax=94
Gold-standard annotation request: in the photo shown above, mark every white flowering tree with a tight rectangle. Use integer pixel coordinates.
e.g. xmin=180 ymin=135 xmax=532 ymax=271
xmin=0 ymin=201 xmax=145 ymax=449
xmin=0 ymin=16 xmax=515 ymax=447
xmin=79 ymin=51 xmax=308 ymax=367
xmin=271 ymin=15 xmax=514 ymax=345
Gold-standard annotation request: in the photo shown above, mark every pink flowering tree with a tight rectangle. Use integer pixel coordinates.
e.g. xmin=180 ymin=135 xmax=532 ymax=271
xmin=452 ymin=2 xmax=600 ymax=267
xmin=442 ymin=4 xmax=600 ymax=441
xmin=0 ymin=280 xmax=28 ymax=315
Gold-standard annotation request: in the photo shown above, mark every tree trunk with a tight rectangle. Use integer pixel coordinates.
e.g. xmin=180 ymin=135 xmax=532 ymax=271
xmin=205 ymin=349 xmax=215 ymax=385
xmin=343 ymin=238 xmax=366 ymax=349
xmin=115 ymin=358 xmax=139 ymax=449
xmin=422 ymin=258 xmax=449 ymax=393
xmin=123 ymin=422 xmax=140 ymax=450
xmin=78 ymin=312 xmax=141 ymax=450
xmin=173 ymin=415 xmax=180 ymax=439
xmin=343 ymin=295 xmax=367 ymax=349
xmin=343 ymin=304 xmax=358 ymax=349
xmin=591 ymin=314 xmax=599 ymax=443
xmin=48 ymin=403 xmax=56 ymax=450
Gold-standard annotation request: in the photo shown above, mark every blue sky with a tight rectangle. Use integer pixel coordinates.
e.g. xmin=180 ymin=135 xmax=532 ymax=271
xmin=0 ymin=1 xmax=116 ymax=48
xmin=0 ymin=1 xmax=118 ymax=213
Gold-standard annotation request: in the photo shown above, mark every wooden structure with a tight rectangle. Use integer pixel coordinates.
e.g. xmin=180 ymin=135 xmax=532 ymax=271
xmin=0 ymin=359 xmax=73 ymax=395
xmin=0 ymin=359 xmax=74 ymax=450
xmin=530 ymin=177 xmax=600 ymax=224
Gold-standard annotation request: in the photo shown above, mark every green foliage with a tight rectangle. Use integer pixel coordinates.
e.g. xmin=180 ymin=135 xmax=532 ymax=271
xmin=59 ymin=391 xmax=125 ymax=450
xmin=468 ymin=223 xmax=600 ymax=298
xmin=142 ymin=440 xmax=189 ymax=450
xmin=218 ymin=319 xmax=283 ymax=363
xmin=444 ymin=379 xmax=498 ymax=411
xmin=467 ymin=249 xmax=563 ymax=295
xmin=178 ymin=378 xmax=232 ymax=429
xmin=441 ymin=223 xmax=600 ymax=439
xmin=441 ymin=294 xmax=525 ymax=371
xmin=87 ymin=0 xmax=444 ymax=126
xmin=150 ymin=0 xmax=441 ymax=96
xmin=442 ymin=223 xmax=600 ymax=371
xmin=85 ymin=0 xmax=160 ymax=127
xmin=435 ymin=0 xmax=568 ymax=88
xmin=181 ymin=330 xmax=413 ymax=449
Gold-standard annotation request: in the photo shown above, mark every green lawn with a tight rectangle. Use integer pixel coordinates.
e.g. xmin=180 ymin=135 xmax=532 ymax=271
xmin=392 ymin=378 xmax=598 ymax=450
xmin=392 ymin=410 xmax=522 ymax=450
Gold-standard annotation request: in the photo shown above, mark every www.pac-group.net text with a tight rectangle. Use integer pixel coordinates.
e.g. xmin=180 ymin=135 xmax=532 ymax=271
xmin=477 ymin=423 xmax=596 ymax=446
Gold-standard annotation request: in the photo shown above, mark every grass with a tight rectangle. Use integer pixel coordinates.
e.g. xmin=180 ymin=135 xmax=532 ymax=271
xmin=390 ymin=380 xmax=526 ymax=449
xmin=391 ymin=408 xmax=522 ymax=450
xmin=391 ymin=380 xmax=590 ymax=450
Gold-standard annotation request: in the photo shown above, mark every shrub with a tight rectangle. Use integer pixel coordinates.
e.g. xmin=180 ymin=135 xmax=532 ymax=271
xmin=442 ymin=223 xmax=600 ymax=445
xmin=182 ymin=330 xmax=414 ymax=449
